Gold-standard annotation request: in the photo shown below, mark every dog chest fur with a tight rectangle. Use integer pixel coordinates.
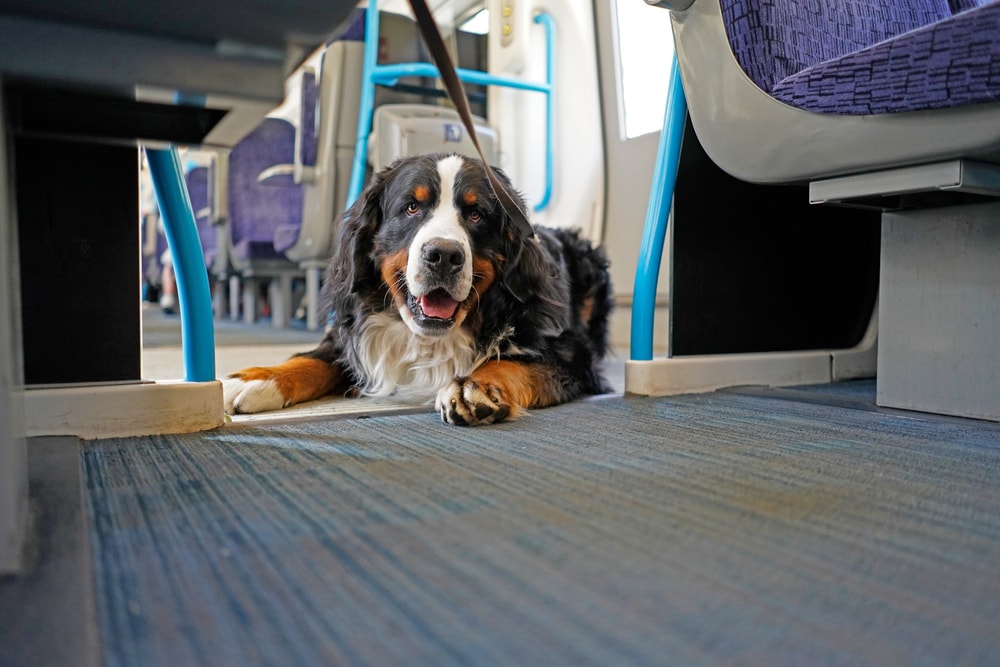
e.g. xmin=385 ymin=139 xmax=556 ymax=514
xmin=351 ymin=310 xmax=478 ymax=400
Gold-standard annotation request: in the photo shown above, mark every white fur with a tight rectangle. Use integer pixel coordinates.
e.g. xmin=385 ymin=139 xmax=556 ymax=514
xmin=222 ymin=377 xmax=286 ymax=414
xmin=352 ymin=311 xmax=478 ymax=401
xmin=403 ymin=155 xmax=473 ymax=318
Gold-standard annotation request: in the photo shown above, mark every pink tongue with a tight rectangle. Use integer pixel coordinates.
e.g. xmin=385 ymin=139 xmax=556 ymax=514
xmin=420 ymin=290 xmax=459 ymax=319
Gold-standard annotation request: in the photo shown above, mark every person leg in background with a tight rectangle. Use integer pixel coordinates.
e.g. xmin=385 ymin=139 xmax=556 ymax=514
xmin=159 ymin=249 xmax=177 ymax=315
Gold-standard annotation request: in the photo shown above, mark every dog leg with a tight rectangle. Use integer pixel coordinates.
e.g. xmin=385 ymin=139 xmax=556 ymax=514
xmin=223 ymin=357 xmax=344 ymax=414
xmin=435 ymin=359 xmax=573 ymax=426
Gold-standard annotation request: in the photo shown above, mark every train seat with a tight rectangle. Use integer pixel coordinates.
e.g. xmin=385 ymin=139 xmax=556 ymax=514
xmin=665 ymin=0 xmax=1000 ymax=188
xmin=273 ymin=14 xmax=367 ymax=330
xmin=223 ymin=116 xmax=305 ymax=328
xmin=183 ymin=165 xmax=216 ymax=270
xmin=630 ymin=0 xmax=1000 ymax=421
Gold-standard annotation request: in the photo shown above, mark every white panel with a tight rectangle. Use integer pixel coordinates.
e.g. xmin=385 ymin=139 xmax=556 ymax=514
xmin=625 ymin=351 xmax=833 ymax=397
xmin=23 ymin=381 xmax=225 ymax=440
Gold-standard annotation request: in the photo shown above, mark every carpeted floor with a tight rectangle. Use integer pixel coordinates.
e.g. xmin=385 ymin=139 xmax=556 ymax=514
xmin=142 ymin=303 xmax=319 ymax=349
xmin=81 ymin=387 xmax=1000 ymax=666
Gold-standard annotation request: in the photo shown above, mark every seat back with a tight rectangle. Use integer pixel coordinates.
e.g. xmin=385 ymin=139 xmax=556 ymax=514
xmin=368 ymin=104 xmax=499 ymax=172
xmin=183 ymin=165 xmax=216 ymax=267
xmin=226 ymin=117 xmax=303 ymax=267
xmin=282 ymin=9 xmax=436 ymax=264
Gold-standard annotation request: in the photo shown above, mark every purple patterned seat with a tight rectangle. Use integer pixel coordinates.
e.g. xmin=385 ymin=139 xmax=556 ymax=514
xmin=222 ymin=117 xmax=305 ymax=326
xmin=721 ymin=0 xmax=1000 ymax=115
xmin=271 ymin=8 xmax=367 ymax=260
xmin=663 ymin=0 xmax=1000 ymax=184
xmin=183 ymin=165 xmax=216 ymax=268
xmin=227 ymin=117 xmax=303 ymax=266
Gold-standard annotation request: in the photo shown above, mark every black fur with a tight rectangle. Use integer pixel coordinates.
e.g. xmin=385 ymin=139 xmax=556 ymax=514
xmin=300 ymin=153 xmax=612 ymax=406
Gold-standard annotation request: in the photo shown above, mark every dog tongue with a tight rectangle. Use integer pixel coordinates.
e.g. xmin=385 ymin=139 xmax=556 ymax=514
xmin=420 ymin=290 xmax=459 ymax=319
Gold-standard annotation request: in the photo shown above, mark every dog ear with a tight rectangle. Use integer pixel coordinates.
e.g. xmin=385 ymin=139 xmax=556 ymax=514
xmin=334 ymin=170 xmax=390 ymax=292
xmin=488 ymin=167 xmax=539 ymax=305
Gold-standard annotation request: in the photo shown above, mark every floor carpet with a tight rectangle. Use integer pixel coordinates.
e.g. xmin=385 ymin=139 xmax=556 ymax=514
xmin=81 ymin=389 xmax=1000 ymax=666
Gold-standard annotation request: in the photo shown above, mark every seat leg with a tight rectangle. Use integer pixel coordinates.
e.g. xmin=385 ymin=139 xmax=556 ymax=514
xmin=229 ymin=276 xmax=240 ymax=321
xmin=211 ymin=279 xmax=227 ymax=319
xmin=242 ymin=277 xmax=257 ymax=325
xmin=306 ymin=265 xmax=322 ymax=331
xmin=269 ymin=274 xmax=293 ymax=329
xmin=877 ymin=202 xmax=1000 ymax=422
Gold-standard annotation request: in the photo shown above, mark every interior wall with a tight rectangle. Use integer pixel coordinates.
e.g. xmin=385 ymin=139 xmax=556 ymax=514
xmin=487 ymin=0 xmax=605 ymax=242
xmin=593 ymin=0 xmax=669 ymax=352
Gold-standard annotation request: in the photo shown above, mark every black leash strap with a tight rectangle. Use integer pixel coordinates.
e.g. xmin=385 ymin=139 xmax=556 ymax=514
xmin=405 ymin=0 xmax=534 ymax=239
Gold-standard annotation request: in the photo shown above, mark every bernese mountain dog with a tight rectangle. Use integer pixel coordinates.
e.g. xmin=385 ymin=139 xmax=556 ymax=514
xmin=222 ymin=153 xmax=612 ymax=425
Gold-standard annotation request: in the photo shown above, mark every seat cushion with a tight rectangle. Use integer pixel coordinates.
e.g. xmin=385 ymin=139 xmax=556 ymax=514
xmin=771 ymin=1 xmax=1000 ymax=114
xmin=272 ymin=224 xmax=302 ymax=254
xmin=232 ymin=239 xmax=287 ymax=262
xmin=721 ymin=0 xmax=951 ymax=94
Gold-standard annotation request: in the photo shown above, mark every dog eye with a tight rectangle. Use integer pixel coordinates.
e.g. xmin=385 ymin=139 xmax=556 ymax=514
xmin=467 ymin=210 xmax=482 ymax=223
xmin=405 ymin=203 xmax=421 ymax=217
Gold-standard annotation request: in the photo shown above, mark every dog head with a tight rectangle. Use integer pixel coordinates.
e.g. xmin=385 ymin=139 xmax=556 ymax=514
xmin=334 ymin=153 xmax=531 ymax=338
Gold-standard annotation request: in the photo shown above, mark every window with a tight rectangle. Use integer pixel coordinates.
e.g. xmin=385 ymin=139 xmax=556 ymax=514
xmin=460 ymin=8 xmax=490 ymax=35
xmin=613 ymin=0 xmax=675 ymax=139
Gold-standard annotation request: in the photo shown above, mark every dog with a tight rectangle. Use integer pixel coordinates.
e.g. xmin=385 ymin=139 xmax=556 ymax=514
xmin=222 ymin=153 xmax=612 ymax=425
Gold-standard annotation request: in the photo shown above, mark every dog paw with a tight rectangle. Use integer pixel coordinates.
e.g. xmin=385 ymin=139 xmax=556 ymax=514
xmin=222 ymin=373 xmax=287 ymax=414
xmin=436 ymin=377 xmax=514 ymax=426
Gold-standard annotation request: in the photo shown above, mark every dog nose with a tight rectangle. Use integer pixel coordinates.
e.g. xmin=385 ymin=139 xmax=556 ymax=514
xmin=421 ymin=240 xmax=465 ymax=274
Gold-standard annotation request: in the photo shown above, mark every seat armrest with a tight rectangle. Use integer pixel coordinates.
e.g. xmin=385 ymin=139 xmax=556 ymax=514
xmin=644 ymin=0 xmax=696 ymax=11
xmin=210 ymin=151 xmax=229 ymax=226
xmin=257 ymin=164 xmax=298 ymax=185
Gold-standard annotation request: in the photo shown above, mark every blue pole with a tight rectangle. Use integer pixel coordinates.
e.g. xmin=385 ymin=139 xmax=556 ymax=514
xmin=630 ymin=54 xmax=686 ymax=362
xmin=347 ymin=4 xmax=382 ymax=207
xmin=146 ymin=147 xmax=216 ymax=382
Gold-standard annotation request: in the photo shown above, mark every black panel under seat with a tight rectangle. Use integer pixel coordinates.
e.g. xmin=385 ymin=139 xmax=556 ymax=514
xmin=14 ymin=134 xmax=141 ymax=384
xmin=669 ymin=118 xmax=881 ymax=356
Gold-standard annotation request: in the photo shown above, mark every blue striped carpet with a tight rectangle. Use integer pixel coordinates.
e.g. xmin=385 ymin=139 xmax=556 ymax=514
xmin=82 ymin=390 xmax=1000 ymax=666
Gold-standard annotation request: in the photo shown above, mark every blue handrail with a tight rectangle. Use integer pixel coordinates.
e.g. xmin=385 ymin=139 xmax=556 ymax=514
xmin=630 ymin=54 xmax=687 ymax=362
xmin=534 ymin=12 xmax=555 ymax=211
xmin=146 ymin=146 xmax=217 ymax=382
xmin=348 ymin=2 xmax=555 ymax=211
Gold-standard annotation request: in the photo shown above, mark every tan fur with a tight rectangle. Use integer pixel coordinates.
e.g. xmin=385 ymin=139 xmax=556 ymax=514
xmin=468 ymin=359 xmax=564 ymax=417
xmin=229 ymin=357 xmax=343 ymax=406
xmin=380 ymin=248 xmax=409 ymax=308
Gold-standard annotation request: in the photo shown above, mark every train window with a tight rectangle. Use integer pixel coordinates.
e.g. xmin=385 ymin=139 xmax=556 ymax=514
xmin=460 ymin=8 xmax=489 ymax=35
xmin=613 ymin=0 xmax=675 ymax=139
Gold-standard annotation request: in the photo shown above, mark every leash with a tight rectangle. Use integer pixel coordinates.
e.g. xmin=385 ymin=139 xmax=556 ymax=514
xmin=405 ymin=0 xmax=535 ymax=240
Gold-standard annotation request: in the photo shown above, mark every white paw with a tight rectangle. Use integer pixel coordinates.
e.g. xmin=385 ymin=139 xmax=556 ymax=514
xmin=222 ymin=377 xmax=286 ymax=414
xmin=435 ymin=377 xmax=511 ymax=426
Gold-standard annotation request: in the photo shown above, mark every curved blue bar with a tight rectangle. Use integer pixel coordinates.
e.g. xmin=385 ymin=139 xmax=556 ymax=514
xmin=371 ymin=63 xmax=551 ymax=93
xmin=630 ymin=54 xmax=687 ymax=362
xmin=146 ymin=147 xmax=216 ymax=382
